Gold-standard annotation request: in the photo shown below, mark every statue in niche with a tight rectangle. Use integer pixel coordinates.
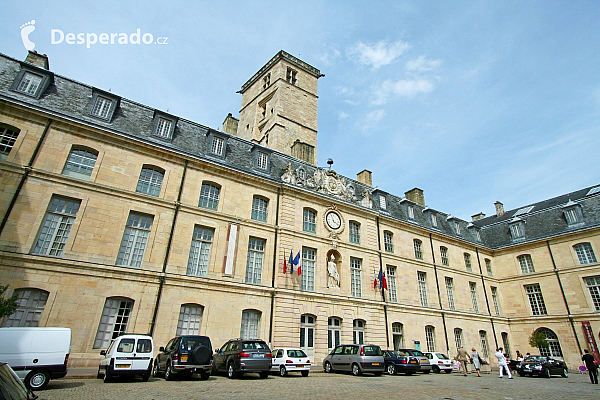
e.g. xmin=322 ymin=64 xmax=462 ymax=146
xmin=327 ymin=254 xmax=340 ymax=288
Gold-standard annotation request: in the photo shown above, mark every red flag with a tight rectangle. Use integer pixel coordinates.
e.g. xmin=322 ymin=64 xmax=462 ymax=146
xmin=374 ymin=273 xmax=378 ymax=289
xmin=378 ymin=266 xmax=388 ymax=290
xmin=283 ymin=258 xmax=287 ymax=274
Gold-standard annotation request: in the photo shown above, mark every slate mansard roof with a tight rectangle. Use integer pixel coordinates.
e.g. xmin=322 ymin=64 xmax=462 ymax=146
xmin=1 ymin=52 xmax=599 ymax=250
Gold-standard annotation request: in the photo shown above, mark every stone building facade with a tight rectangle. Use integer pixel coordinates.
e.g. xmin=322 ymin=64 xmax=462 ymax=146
xmin=0 ymin=50 xmax=599 ymax=369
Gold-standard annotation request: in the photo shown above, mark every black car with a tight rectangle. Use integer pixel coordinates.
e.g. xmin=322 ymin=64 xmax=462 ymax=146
xmin=517 ymin=355 xmax=568 ymax=378
xmin=153 ymin=335 xmax=213 ymax=380
xmin=212 ymin=339 xmax=272 ymax=379
xmin=383 ymin=350 xmax=421 ymax=375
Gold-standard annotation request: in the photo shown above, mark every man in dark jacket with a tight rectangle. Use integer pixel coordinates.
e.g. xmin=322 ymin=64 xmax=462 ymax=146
xmin=582 ymin=349 xmax=598 ymax=384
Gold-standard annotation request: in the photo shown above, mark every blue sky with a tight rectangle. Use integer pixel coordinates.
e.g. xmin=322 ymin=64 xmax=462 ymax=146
xmin=2 ymin=0 xmax=599 ymax=221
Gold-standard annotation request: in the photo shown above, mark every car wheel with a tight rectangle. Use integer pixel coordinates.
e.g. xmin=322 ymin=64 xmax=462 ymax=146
xmin=561 ymin=368 xmax=568 ymax=378
xmin=324 ymin=361 xmax=332 ymax=373
xmin=301 ymin=371 xmax=309 ymax=377
xmin=97 ymin=367 xmax=102 ymax=379
xmin=406 ymin=372 xmax=414 ymax=376
xmin=103 ymin=371 xmax=111 ymax=383
xmin=227 ymin=363 xmax=236 ymax=379
xmin=153 ymin=362 xmax=162 ymax=378
xmin=444 ymin=369 xmax=452 ymax=374
xmin=432 ymin=365 xmax=440 ymax=373
xmin=374 ymin=372 xmax=383 ymax=377
xmin=279 ymin=366 xmax=288 ymax=377
xmin=25 ymin=370 xmax=50 ymax=390
xmin=165 ymin=364 xmax=174 ymax=381
xmin=352 ymin=363 xmax=361 ymax=376
xmin=142 ymin=372 xmax=150 ymax=382
xmin=200 ymin=372 xmax=210 ymax=380
xmin=544 ymin=368 xmax=551 ymax=378
xmin=422 ymin=369 xmax=430 ymax=374
xmin=386 ymin=363 xmax=396 ymax=375
xmin=518 ymin=371 xmax=525 ymax=377
xmin=259 ymin=371 xmax=269 ymax=379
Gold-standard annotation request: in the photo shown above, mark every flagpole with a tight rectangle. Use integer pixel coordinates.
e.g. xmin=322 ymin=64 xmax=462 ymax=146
xmin=376 ymin=216 xmax=390 ymax=349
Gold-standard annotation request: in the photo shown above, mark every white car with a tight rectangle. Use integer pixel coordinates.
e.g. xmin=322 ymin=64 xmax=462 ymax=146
xmin=270 ymin=348 xmax=311 ymax=377
xmin=98 ymin=334 xmax=154 ymax=383
xmin=424 ymin=352 xmax=453 ymax=373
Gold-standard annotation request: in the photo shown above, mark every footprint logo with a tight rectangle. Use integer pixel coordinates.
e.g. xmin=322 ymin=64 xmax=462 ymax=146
xmin=20 ymin=20 xmax=36 ymax=51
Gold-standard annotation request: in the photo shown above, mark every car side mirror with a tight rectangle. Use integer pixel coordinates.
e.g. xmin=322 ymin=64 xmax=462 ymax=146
xmin=159 ymin=346 xmax=165 ymax=352
xmin=100 ymin=350 xmax=106 ymax=356
xmin=215 ymin=348 xmax=220 ymax=354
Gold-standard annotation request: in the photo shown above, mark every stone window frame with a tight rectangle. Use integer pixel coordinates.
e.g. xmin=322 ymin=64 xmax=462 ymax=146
xmin=509 ymin=218 xmax=525 ymax=240
xmin=1 ymin=288 xmax=49 ymax=327
xmin=464 ymin=253 xmax=472 ymax=272
xmin=0 ymin=123 xmax=21 ymax=161
xmin=176 ymin=303 xmax=204 ymax=336
xmin=349 ymin=221 xmax=361 ymax=244
xmin=251 ymin=196 xmax=269 ymax=222
xmin=136 ymin=165 xmax=165 ymax=197
xmin=62 ymin=145 xmax=99 ymax=181
xmin=116 ymin=212 xmax=154 ymax=268
xmin=11 ymin=63 xmax=54 ymax=99
xmin=413 ymin=239 xmax=423 ymax=260
xmin=93 ymin=297 xmax=134 ymax=349
xmin=251 ymin=145 xmax=272 ymax=172
xmin=31 ymin=195 xmax=81 ymax=257
xmin=186 ymin=225 xmax=214 ymax=277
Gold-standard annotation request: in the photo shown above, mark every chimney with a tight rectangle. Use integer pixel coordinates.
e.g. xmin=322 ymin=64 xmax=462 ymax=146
xmin=222 ymin=113 xmax=239 ymax=136
xmin=471 ymin=212 xmax=486 ymax=221
xmin=405 ymin=188 xmax=425 ymax=206
xmin=495 ymin=201 xmax=505 ymax=217
xmin=357 ymin=170 xmax=372 ymax=186
xmin=24 ymin=50 xmax=49 ymax=70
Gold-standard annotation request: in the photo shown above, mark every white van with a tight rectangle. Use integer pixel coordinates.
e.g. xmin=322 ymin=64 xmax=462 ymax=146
xmin=97 ymin=334 xmax=153 ymax=383
xmin=0 ymin=327 xmax=71 ymax=390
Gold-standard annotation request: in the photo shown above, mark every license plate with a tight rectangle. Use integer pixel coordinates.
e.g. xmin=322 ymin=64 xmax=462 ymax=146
xmin=181 ymin=355 xmax=188 ymax=362
xmin=410 ymin=360 xmax=417 ymax=363
xmin=254 ymin=353 xmax=264 ymax=358
xmin=372 ymin=363 xmax=380 ymax=366
xmin=116 ymin=364 xmax=130 ymax=368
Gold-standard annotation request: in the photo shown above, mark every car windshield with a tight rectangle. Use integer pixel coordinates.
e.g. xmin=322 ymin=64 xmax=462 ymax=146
xmin=0 ymin=363 xmax=32 ymax=400
xmin=410 ymin=350 xmax=425 ymax=357
xmin=389 ymin=350 xmax=409 ymax=357
xmin=524 ymin=356 xmax=546 ymax=362
xmin=435 ymin=353 xmax=449 ymax=360
xmin=363 ymin=346 xmax=382 ymax=356
xmin=242 ymin=341 xmax=269 ymax=350
xmin=182 ymin=336 xmax=212 ymax=352
xmin=287 ymin=349 xmax=307 ymax=358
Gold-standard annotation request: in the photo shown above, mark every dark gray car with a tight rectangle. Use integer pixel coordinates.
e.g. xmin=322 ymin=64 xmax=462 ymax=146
xmin=323 ymin=344 xmax=385 ymax=376
xmin=212 ymin=339 xmax=272 ymax=379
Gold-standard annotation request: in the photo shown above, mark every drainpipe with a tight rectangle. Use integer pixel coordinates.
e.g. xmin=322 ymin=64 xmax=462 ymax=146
xmin=268 ymin=187 xmax=281 ymax=344
xmin=149 ymin=160 xmax=188 ymax=336
xmin=429 ymin=233 xmax=450 ymax=353
xmin=546 ymin=240 xmax=583 ymax=354
xmin=375 ymin=216 xmax=390 ymax=348
xmin=475 ymin=248 xmax=498 ymax=350
xmin=0 ymin=118 xmax=53 ymax=236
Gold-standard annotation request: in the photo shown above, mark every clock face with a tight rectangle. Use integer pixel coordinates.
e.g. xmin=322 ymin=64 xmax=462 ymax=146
xmin=326 ymin=211 xmax=342 ymax=230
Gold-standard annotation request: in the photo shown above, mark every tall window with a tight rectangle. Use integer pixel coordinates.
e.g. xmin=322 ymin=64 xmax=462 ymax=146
xmin=501 ymin=332 xmax=511 ymax=357
xmin=32 ymin=196 xmax=81 ymax=257
xmin=445 ymin=277 xmax=455 ymax=310
xmin=479 ymin=330 xmax=489 ymax=359
xmin=0 ymin=125 xmax=20 ymax=160
xmin=510 ymin=223 xmax=524 ymax=239
xmin=464 ymin=253 xmax=472 ymax=271
xmin=93 ymin=297 xmax=133 ymax=348
xmin=440 ymin=247 xmax=449 ymax=266
xmin=418 ymin=271 xmax=428 ymax=307
xmin=525 ymin=284 xmax=547 ymax=315
xmin=62 ymin=147 xmax=98 ymax=180
xmin=245 ymin=237 xmax=265 ymax=285
xmin=176 ymin=304 xmax=203 ymax=335
xmin=91 ymin=96 xmax=113 ymax=119
xmin=392 ymin=322 xmax=403 ymax=350
xmin=584 ymin=276 xmax=600 ymax=311
xmin=454 ymin=221 xmax=461 ymax=235
xmin=387 ymin=266 xmax=397 ymax=303
xmin=453 ymin=328 xmax=463 ymax=351
xmin=563 ymin=206 xmax=582 ymax=225
xmin=518 ymin=254 xmax=535 ymax=274
xmin=349 ymin=221 xmax=361 ymax=244
xmin=211 ymin=136 xmax=224 ymax=156
xmin=353 ymin=320 xmax=365 ymax=345
xmin=199 ymin=183 xmax=220 ymax=210
xmin=350 ymin=257 xmax=362 ymax=298
xmin=186 ymin=226 xmax=213 ymax=277
xmin=303 ymin=208 xmax=316 ymax=233
xmin=408 ymin=205 xmax=415 ymax=219
xmin=379 ymin=196 xmax=387 ymax=210
xmin=536 ymin=328 xmax=563 ymax=357
xmin=328 ymin=317 xmax=341 ymax=350
xmin=251 ymin=196 xmax=268 ymax=222
xmin=136 ymin=166 xmax=164 ymax=197
xmin=16 ymin=72 xmax=43 ymax=95
xmin=156 ymin=118 xmax=173 ymax=139
xmin=414 ymin=239 xmax=423 ymax=259
xmin=240 ymin=310 xmax=260 ymax=339
xmin=470 ymin=282 xmax=479 ymax=313
xmin=116 ymin=212 xmax=153 ymax=268
xmin=384 ymin=231 xmax=394 ymax=253
xmin=485 ymin=259 xmax=493 ymax=276
xmin=2 ymin=288 xmax=48 ymax=327
xmin=256 ymin=152 xmax=269 ymax=170
xmin=431 ymin=213 xmax=438 ymax=227
xmin=286 ymin=67 xmax=297 ymax=85
xmin=574 ymin=243 xmax=597 ymax=265
xmin=491 ymin=286 xmax=501 ymax=316
xmin=300 ymin=315 xmax=315 ymax=350
xmin=301 ymin=247 xmax=316 ymax=291
xmin=425 ymin=326 xmax=435 ymax=352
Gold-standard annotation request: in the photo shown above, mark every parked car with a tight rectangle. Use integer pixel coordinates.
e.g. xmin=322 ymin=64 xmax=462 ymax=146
xmin=382 ymin=350 xmax=420 ymax=375
xmin=0 ymin=327 xmax=71 ymax=390
xmin=153 ymin=335 xmax=212 ymax=380
xmin=323 ymin=344 xmax=385 ymax=376
xmin=0 ymin=362 xmax=38 ymax=400
xmin=397 ymin=349 xmax=431 ymax=373
xmin=98 ymin=334 xmax=153 ymax=383
xmin=212 ymin=339 xmax=271 ymax=379
xmin=270 ymin=348 xmax=311 ymax=377
xmin=424 ymin=352 xmax=453 ymax=373
xmin=517 ymin=355 xmax=568 ymax=378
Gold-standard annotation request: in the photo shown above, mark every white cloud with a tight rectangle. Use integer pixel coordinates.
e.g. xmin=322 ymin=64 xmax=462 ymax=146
xmin=373 ymin=79 xmax=434 ymax=104
xmin=366 ymin=109 xmax=386 ymax=122
xmin=338 ymin=111 xmax=350 ymax=120
xmin=347 ymin=39 xmax=411 ymax=69
xmin=318 ymin=46 xmax=341 ymax=66
xmin=406 ymin=55 xmax=442 ymax=73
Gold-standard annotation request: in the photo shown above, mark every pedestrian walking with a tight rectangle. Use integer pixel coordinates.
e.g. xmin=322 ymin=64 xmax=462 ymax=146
xmin=471 ymin=348 xmax=482 ymax=377
xmin=582 ymin=349 xmax=598 ymax=384
xmin=455 ymin=346 xmax=470 ymax=376
xmin=495 ymin=347 xmax=512 ymax=379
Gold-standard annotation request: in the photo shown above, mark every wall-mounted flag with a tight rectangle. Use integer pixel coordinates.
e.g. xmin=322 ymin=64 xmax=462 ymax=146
xmin=378 ymin=266 xmax=388 ymax=290
xmin=293 ymin=252 xmax=301 ymax=275
xmin=289 ymin=250 xmax=294 ymax=274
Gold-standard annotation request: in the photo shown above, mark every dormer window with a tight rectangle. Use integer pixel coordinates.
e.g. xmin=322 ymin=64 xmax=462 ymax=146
xmin=152 ymin=111 xmax=177 ymax=140
xmin=11 ymin=65 xmax=54 ymax=99
xmin=286 ymin=67 xmax=297 ymax=85
xmin=431 ymin=213 xmax=438 ymax=227
xmin=206 ymin=131 xmax=228 ymax=159
xmin=88 ymin=89 xmax=119 ymax=122
xmin=379 ymin=195 xmax=387 ymax=210
xmin=562 ymin=200 xmax=583 ymax=226
xmin=454 ymin=221 xmax=461 ymax=235
xmin=509 ymin=218 xmax=525 ymax=240
xmin=408 ymin=205 xmax=415 ymax=219
xmin=157 ymin=118 xmax=172 ymax=137
xmin=252 ymin=146 xmax=271 ymax=172
xmin=92 ymin=96 xmax=113 ymax=119
xmin=16 ymin=72 xmax=42 ymax=95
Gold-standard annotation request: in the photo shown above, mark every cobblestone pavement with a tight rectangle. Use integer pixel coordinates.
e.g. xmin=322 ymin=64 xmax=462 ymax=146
xmin=37 ymin=371 xmax=600 ymax=400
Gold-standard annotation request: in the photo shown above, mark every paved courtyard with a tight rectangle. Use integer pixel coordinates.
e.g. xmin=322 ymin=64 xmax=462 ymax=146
xmin=36 ymin=370 xmax=600 ymax=400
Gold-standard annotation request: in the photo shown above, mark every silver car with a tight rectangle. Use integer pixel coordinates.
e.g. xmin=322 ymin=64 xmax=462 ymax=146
xmin=323 ymin=344 xmax=385 ymax=376
xmin=398 ymin=349 xmax=432 ymax=373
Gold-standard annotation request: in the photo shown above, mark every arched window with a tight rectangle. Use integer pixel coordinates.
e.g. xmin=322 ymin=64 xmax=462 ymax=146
xmin=62 ymin=146 xmax=98 ymax=180
xmin=425 ymin=325 xmax=435 ymax=352
xmin=535 ymin=328 xmax=563 ymax=358
xmin=518 ymin=254 xmax=535 ymax=274
xmin=392 ymin=322 xmax=403 ymax=350
xmin=94 ymin=297 xmax=134 ymax=348
xmin=384 ymin=231 xmax=394 ymax=253
xmin=353 ymin=319 xmax=365 ymax=345
xmin=176 ymin=303 xmax=204 ymax=335
xmin=1 ymin=288 xmax=49 ymax=327
xmin=328 ymin=317 xmax=342 ymax=350
xmin=300 ymin=314 xmax=315 ymax=350
xmin=251 ymin=196 xmax=268 ymax=222
xmin=464 ymin=253 xmax=472 ymax=271
xmin=479 ymin=330 xmax=489 ymax=359
xmin=136 ymin=165 xmax=164 ymax=197
xmin=453 ymin=328 xmax=463 ymax=350
xmin=303 ymin=208 xmax=317 ymax=233
xmin=199 ymin=182 xmax=221 ymax=210
xmin=440 ymin=246 xmax=449 ymax=266
xmin=501 ymin=332 xmax=511 ymax=357
xmin=0 ymin=124 xmax=20 ymax=160
xmin=413 ymin=239 xmax=423 ymax=259
xmin=241 ymin=309 xmax=261 ymax=339
xmin=574 ymin=243 xmax=597 ymax=265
